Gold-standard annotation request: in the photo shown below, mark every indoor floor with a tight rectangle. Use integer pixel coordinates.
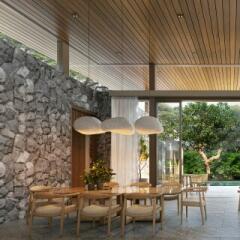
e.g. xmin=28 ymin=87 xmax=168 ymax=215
xmin=0 ymin=187 xmax=239 ymax=240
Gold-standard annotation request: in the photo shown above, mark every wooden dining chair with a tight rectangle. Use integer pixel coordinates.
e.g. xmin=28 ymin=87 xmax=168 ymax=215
xmin=28 ymin=191 xmax=79 ymax=236
xmin=181 ymin=186 xmax=207 ymax=225
xmin=121 ymin=193 xmax=162 ymax=236
xmin=77 ymin=192 xmax=122 ymax=236
xmin=162 ymin=180 xmax=181 ymax=215
xmin=26 ymin=185 xmax=52 ymax=225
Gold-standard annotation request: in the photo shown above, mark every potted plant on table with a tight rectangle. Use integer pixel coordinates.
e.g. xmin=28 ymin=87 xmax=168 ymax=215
xmin=83 ymin=159 xmax=115 ymax=190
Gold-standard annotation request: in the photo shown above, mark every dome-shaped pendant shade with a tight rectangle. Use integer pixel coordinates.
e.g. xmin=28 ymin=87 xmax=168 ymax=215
xmin=135 ymin=116 xmax=164 ymax=135
xmin=73 ymin=116 xmax=105 ymax=135
xmin=102 ymin=117 xmax=134 ymax=135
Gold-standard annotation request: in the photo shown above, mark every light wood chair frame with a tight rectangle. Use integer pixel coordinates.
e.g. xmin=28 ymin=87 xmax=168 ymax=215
xmin=77 ymin=192 xmax=122 ymax=236
xmin=26 ymin=185 xmax=52 ymax=225
xmin=162 ymin=181 xmax=181 ymax=215
xmin=121 ymin=193 xmax=162 ymax=236
xmin=29 ymin=191 xmax=79 ymax=236
xmin=181 ymin=186 xmax=207 ymax=225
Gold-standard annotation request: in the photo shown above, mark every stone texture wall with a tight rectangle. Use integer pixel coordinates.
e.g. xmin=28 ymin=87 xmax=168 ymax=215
xmin=0 ymin=39 xmax=111 ymax=223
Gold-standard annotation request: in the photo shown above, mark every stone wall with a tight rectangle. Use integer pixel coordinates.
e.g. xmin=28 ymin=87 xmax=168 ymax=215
xmin=0 ymin=39 xmax=111 ymax=223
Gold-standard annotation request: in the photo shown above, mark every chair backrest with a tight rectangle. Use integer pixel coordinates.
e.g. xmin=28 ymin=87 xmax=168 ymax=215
xmin=162 ymin=180 xmax=181 ymax=187
xmin=33 ymin=192 xmax=65 ymax=201
xmin=124 ymin=192 xmax=156 ymax=200
xmin=190 ymin=174 xmax=208 ymax=184
xmin=30 ymin=185 xmax=52 ymax=192
xmin=104 ymin=181 xmax=119 ymax=188
xmin=163 ymin=175 xmax=179 ymax=182
xmin=78 ymin=192 xmax=114 ymax=211
xmin=123 ymin=193 xmax=157 ymax=211
xmin=82 ymin=192 xmax=112 ymax=200
xmin=130 ymin=182 xmax=151 ymax=188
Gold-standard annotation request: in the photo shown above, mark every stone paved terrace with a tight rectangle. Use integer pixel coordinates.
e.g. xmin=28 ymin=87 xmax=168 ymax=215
xmin=0 ymin=186 xmax=239 ymax=240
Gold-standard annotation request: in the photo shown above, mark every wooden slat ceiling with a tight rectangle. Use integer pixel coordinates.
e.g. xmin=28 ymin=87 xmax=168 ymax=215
xmin=1 ymin=0 xmax=240 ymax=90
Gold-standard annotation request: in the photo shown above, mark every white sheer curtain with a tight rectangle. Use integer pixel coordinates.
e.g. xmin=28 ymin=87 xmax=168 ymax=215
xmin=111 ymin=97 xmax=139 ymax=187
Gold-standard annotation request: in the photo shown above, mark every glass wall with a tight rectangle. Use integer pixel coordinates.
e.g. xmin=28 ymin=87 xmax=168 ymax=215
xmin=156 ymin=102 xmax=182 ymax=184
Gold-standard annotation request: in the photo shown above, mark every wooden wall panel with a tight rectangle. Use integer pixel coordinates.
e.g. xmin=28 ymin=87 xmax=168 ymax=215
xmin=71 ymin=106 xmax=96 ymax=187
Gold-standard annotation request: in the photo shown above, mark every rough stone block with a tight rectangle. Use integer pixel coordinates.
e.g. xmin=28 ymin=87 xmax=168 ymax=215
xmin=1 ymin=128 xmax=15 ymax=139
xmin=0 ymin=199 xmax=6 ymax=209
xmin=14 ymin=134 xmax=25 ymax=150
xmin=0 ymin=162 xmax=6 ymax=177
xmin=16 ymin=151 xmax=30 ymax=163
xmin=16 ymin=66 xmax=29 ymax=78
xmin=0 ymin=68 xmax=6 ymax=83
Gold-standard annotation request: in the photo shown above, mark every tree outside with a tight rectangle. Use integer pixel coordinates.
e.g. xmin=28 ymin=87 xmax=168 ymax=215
xmin=158 ymin=101 xmax=240 ymax=180
xmin=182 ymin=102 xmax=237 ymax=175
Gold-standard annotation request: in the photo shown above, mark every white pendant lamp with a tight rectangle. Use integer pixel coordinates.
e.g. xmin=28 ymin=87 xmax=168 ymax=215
xmin=135 ymin=116 xmax=163 ymax=135
xmin=102 ymin=117 xmax=134 ymax=135
xmin=73 ymin=116 xmax=105 ymax=135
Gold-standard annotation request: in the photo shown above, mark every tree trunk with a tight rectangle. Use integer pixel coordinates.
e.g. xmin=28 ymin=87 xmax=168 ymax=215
xmin=198 ymin=148 xmax=222 ymax=176
xmin=205 ymin=163 xmax=211 ymax=175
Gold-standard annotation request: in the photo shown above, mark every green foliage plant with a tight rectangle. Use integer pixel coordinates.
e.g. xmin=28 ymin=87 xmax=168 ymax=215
xmin=138 ymin=136 xmax=149 ymax=180
xmin=83 ymin=160 xmax=115 ymax=186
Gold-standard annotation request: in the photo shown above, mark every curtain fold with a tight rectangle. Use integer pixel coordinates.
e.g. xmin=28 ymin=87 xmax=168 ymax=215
xmin=111 ymin=97 xmax=138 ymax=186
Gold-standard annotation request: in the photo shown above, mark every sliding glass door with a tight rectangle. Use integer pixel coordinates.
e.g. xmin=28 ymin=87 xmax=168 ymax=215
xmin=156 ymin=102 xmax=182 ymax=184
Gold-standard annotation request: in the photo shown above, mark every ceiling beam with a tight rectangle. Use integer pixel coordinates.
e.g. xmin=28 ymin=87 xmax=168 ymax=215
xmin=57 ymin=39 xmax=69 ymax=76
xmin=97 ymin=63 xmax=240 ymax=67
xmin=109 ymin=90 xmax=240 ymax=99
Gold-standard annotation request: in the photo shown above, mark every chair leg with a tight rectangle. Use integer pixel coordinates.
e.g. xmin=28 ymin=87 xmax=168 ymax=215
xmin=121 ymin=214 xmax=125 ymax=236
xmin=76 ymin=211 xmax=81 ymax=236
xmin=186 ymin=206 xmax=188 ymax=218
xmin=152 ymin=214 xmax=156 ymax=236
xmin=204 ymin=205 xmax=207 ymax=220
xmin=238 ymin=196 xmax=240 ymax=211
xmin=200 ymin=205 xmax=204 ymax=225
xmin=181 ymin=204 xmax=183 ymax=224
xmin=107 ymin=214 xmax=111 ymax=236
xmin=159 ymin=210 xmax=163 ymax=230
xmin=60 ymin=214 xmax=64 ymax=236
xmin=177 ymin=197 xmax=180 ymax=216
xmin=28 ymin=214 xmax=33 ymax=237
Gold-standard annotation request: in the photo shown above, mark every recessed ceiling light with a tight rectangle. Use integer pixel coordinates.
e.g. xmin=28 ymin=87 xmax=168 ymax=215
xmin=177 ymin=13 xmax=184 ymax=19
xmin=72 ymin=12 xmax=79 ymax=20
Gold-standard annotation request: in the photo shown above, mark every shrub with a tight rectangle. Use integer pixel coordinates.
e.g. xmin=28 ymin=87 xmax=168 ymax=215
xmin=184 ymin=151 xmax=205 ymax=174
xmin=184 ymin=150 xmax=240 ymax=180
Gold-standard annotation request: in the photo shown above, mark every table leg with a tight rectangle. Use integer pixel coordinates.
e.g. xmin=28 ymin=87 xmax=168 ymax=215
xmin=160 ymin=195 xmax=164 ymax=224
